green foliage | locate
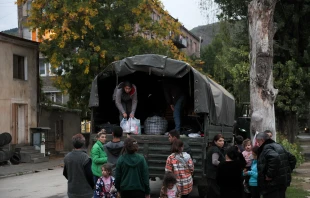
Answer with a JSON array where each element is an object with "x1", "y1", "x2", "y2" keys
[
  {"x1": 200, "y1": 21, "x2": 250, "y2": 109},
  {"x1": 18, "y1": 0, "x2": 187, "y2": 114},
  {"x1": 200, "y1": 0, "x2": 310, "y2": 135},
  {"x1": 274, "y1": 60, "x2": 309, "y2": 113},
  {"x1": 278, "y1": 135, "x2": 305, "y2": 167}
]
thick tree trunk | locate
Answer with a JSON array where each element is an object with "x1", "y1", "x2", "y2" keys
[{"x1": 248, "y1": 0, "x2": 278, "y2": 140}]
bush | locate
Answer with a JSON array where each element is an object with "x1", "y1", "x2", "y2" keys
[{"x1": 278, "y1": 135, "x2": 305, "y2": 167}]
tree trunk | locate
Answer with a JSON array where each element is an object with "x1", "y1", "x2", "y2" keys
[
  {"x1": 248, "y1": 0, "x2": 278, "y2": 140},
  {"x1": 284, "y1": 113, "x2": 297, "y2": 143}
]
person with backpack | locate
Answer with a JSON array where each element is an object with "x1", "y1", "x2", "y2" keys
[{"x1": 165, "y1": 139, "x2": 194, "y2": 198}]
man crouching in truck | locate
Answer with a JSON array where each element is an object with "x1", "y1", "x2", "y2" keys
[{"x1": 168, "y1": 129, "x2": 191, "y2": 156}]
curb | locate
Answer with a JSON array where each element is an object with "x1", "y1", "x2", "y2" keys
[{"x1": 0, "y1": 163, "x2": 64, "y2": 179}]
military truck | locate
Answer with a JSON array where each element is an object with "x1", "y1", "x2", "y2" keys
[{"x1": 89, "y1": 54, "x2": 235, "y2": 197}]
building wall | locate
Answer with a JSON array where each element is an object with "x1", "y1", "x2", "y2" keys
[
  {"x1": 0, "y1": 33, "x2": 39, "y2": 144},
  {"x1": 180, "y1": 27, "x2": 201, "y2": 58},
  {"x1": 39, "y1": 107, "x2": 81, "y2": 152}
]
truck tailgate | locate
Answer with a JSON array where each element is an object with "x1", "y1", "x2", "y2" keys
[{"x1": 107, "y1": 135, "x2": 207, "y2": 180}]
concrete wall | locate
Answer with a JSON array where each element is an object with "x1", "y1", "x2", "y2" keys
[
  {"x1": 39, "y1": 107, "x2": 81, "y2": 152},
  {"x1": 0, "y1": 33, "x2": 38, "y2": 144}
]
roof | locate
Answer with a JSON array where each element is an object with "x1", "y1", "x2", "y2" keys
[
  {"x1": 180, "y1": 26, "x2": 201, "y2": 42},
  {"x1": 0, "y1": 32, "x2": 39, "y2": 49},
  {"x1": 89, "y1": 54, "x2": 235, "y2": 126}
]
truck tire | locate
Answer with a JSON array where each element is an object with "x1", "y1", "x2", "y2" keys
[
  {"x1": 198, "y1": 185, "x2": 207, "y2": 198},
  {"x1": 10, "y1": 153, "x2": 21, "y2": 165},
  {"x1": 0, "y1": 132, "x2": 12, "y2": 147}
]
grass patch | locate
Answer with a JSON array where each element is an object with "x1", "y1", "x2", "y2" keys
[{"x1": 286, "y1": 186, "x2": 309, "y2": 198}]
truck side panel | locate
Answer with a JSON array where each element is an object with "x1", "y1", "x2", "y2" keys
[{"x1": 91, "y1": 134, "x2": 206, "y2": 180}]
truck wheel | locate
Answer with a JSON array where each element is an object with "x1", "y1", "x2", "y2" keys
[{"x1": 198, "y1": 185, "x2": 207, "y2": 198}]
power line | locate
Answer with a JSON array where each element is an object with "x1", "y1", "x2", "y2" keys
[{"x1": 0, "y1": 12, "x2": 15, "y2": 21}]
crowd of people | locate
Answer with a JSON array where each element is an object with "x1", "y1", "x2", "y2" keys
[
  {"x1": 63, "y1": 127, "x2": 194, "y2": 198},
  {"x1": 206, "y1": 131, "x2": 297, "y2": 198},
  {"x1": 63, "y1": 128, "x2": 296, "y2": 198}
]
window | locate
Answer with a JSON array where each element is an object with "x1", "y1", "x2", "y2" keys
[
  {"x1": 39, "y1": 59, "x2": 47, "y2": 76},
  {"x1": 22, "y1": 28, "x2": 31, "y2": 40},
  {"x1": 50, "y1": 93, "x2": 56, "y2": 102},
  {"x1": 49, "y1": 63, "x2": 65, "y2": 76},
  {"x1": 22, "y1": 1, "x2": 32, "y2": 17},
  {"x1": 13, "y1": 55, "x2": 27, "y2": 80},
  {"x1": 56, "y1": 92, "x2": 63, "y2": 104},
  {"x1": 46, "y1": 92, "x2": 63, "y2": 104}
]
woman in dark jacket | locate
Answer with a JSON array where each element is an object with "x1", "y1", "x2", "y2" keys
[
  {"x1": 114, "y1": 81, "x2": 137, "y2": 120},
  {"x1": 206, "y1": 134, "x2": 226, "y2": 198},
  {"x1": 217, "y1": 146, "x2": 245, "y2": 198}
]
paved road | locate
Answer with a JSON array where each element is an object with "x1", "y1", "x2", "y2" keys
[{"x1": 0, "y1": 167, "x2": 200, "y2": 198}]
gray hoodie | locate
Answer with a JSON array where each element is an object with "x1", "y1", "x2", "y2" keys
[
  {"x1": 104, "y1": 141, "x2": 124, "y2": 172},
  {"x1": 114, "y1": 83, "x2": 137, "y2": 115}
]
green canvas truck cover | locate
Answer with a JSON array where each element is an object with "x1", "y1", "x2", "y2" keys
[{"x1": 89, "y1": 54, "x2": 235, "y2": 126}]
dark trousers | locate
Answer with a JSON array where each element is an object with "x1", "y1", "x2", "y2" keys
[
  {"x1": 119, "y1": 100, "x2": 132, "y2": 121},
  {"x1": 93, "y1": 175, "x2": 100, "y2": 197},
  {"x1": 121, "y1": 190, "x2": 145, "y2": 198},
  {"x1": 249, "y1": 186, "x2": 260, "y2": 198},
  {"x1": 263, "y1": 187, "x2": 286, "y2": 198},
  {"x1": 207, "y1": 178, "x2": 220, "y2": 198},
  {"x1": 93, "y1": 175, "x2": 99, "y2": 185},
  {"x1": 181, "y1": 195, "x2": 189, "y2": 198}
]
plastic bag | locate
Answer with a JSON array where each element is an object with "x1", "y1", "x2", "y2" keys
[
  {"x1": 128, "y1": 118, "x2": 141, "y2": 135},
  {"x1": 120, "y1": 118, "x2": 130, "y2": 133}
]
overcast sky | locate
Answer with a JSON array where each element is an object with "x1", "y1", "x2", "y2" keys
[{"x1": 0, "y1": 0, "x2": 212, "y2": 32}]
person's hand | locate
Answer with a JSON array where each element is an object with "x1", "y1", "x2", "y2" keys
[
  {"x1": 265, "y1": 176, "x2": 272, "y2": 181},
  {"x1": 145, "y1": 195, "x2": 150, "y2": 198},
  {"x1": 243, "y1": 171, "x2": 248, "y2": 176},
  {"x1": 123, "y1": 113, "x2": 127, "y2": 118},
  {"x1": 130, "y1": 113, "x2": 134, "y2": 118},
  {"x1": 170, "y1": 105, "x2": 175, "y2": 111}
]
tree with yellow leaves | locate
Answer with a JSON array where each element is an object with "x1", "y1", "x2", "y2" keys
[{"x1": 17, "y1": 0, "x2": 187, "y2": 112}]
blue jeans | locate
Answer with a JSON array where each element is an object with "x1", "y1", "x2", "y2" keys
[{"x1": 174, "y1": 95, "x2": 184, "y2": 132}]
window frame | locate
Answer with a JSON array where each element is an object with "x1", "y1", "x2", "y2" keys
[
  {"x1": 39, "y1": 58, "x2": 47, "y2": 76},
  {"x1": 13, "y1": 54, "x2": 27, "y2": 81},
  {"x1": 49, "y1": 63, "x2": 65, "y2": 76}
]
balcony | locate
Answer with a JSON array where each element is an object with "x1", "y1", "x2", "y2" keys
[{"x1": 172, "y1": 35, "x2": 187, "y2": 48}]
